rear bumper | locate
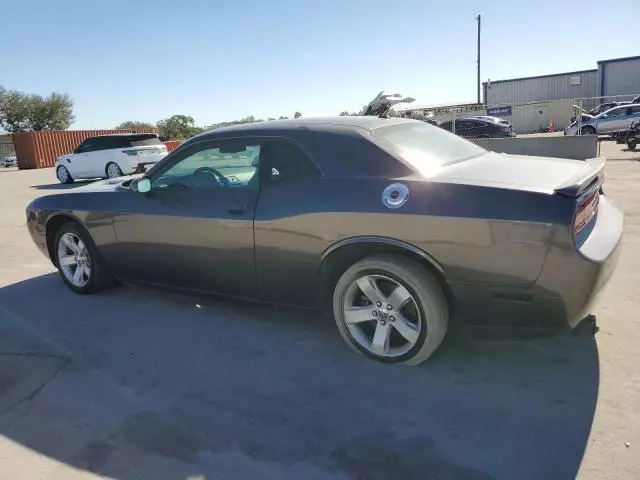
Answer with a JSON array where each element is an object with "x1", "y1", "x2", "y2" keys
[{"x1": 450, "y1": 195, "x2": 623, "y2": 331}]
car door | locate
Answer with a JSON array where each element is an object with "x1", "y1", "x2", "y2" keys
[
  {"x1": 596, "y1": 106, "x2": 628, "y2": 133},
  {"x1": 85, "y1": 136, "x2": 116, "y2": 178},
  {"x1": 65, "y1": 138, "x2": 95, "y2": 178},
  {"x1": 108, "y1": 137, "x2": 261, "y2": 297}
]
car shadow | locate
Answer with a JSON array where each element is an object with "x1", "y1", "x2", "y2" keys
[
  {"x1": 31, "y1": 180, "x2": 94, "y2": 190},
  {"x1": 0, "y1": 274, "x2": 599, "y2": 480}
]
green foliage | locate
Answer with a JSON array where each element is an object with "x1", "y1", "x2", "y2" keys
[
  {"x1": 115, "y1": 120, "x2": 155, "y2": 130},
  {"x1": 206, "y1": 115, "x2": 263, "y2": 131},
  {"x1": 156, "y1": 114, "x2": 203, "y2": 140},
  {"x1": 294, "y1": 111, "x2": 302, "y2": 119},
  {"x1": 339, "y1": 111, "x2": 359, "y2": 116},
  {"x1": 0, "y1": 86, "x2": 74, "y2": 132}
]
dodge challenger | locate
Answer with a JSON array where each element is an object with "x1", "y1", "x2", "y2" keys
[{"x1": 26, "y1": 116, "x2": 623, "y2": 365}]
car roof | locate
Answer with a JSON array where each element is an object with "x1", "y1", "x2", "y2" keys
[
  {"x1": 193, "y1": 116, "x2": 418, "y2": 139},
  {"x1": 92, "y1": 133, "x2": 158, "y2": 138}
]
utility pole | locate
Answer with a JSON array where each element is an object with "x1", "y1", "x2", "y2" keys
[{"x1": 476, "y1": 14, "x2": 481, "y2": 105}]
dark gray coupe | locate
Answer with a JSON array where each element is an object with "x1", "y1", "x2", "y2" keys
[{"x1": 26, "y1": 116, "x2": 623, "y2": 365}]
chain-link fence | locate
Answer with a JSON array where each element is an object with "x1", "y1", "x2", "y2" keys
[{"x1": 398, "y1": 94, "x2": 640, "y2": 147}]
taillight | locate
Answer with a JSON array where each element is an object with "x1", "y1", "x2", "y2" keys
[{"x1": 574, "y1": 189, "x2": 599, "y2": 237}]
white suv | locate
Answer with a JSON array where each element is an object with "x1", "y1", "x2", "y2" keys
[{"x1": 55, "y1": 133, "x2": 168, "y2": 184}]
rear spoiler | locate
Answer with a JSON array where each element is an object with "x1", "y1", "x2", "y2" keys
[{"x1": 554, "y1": 156, "x2": 606, "y2": 197}]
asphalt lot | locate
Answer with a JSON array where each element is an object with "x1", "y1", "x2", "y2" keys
[{"x1": 0, "y1": 141, "x2": 639, "y2": 480}]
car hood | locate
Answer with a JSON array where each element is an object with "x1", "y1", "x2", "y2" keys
[
  {"x1": 72, "y1": 174, "x2": 142, "y2": 193},
  {"x1": 433, "y1": 151, "x2": 596, "y2": 194}
]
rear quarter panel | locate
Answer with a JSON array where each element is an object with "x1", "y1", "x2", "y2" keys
[{"x1": 254, "y1": 177, "x2": 572, "y2": 306}]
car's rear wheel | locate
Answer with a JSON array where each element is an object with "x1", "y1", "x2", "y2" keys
[
  {"x1": 332, "y1": 254, "x2": 448, "y2": 366},
  {"x1": 581, "y1": 126, "x2": 597, "y2": 136},
  {"x1": 53, "y1": 222, "x2": 115, "y2": 294},
  {"x1": 106, "y1": 162, "x2": 123, "y2": 179},
  {"x1": 628, "y1": 139, "x2": 637, "y2": 151},
  {"x1": 56, "y1": 166, "x2": 74, "y2": 184}
]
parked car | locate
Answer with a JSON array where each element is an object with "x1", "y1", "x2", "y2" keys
[
  {"x1": 439, "y1": 117, "x2": 515, "y2": 138},
  {"x1": 565, "y1": 104, "x2": 640, "y2": 136},
  {"x1": 26, "y1": 116, "x2": 622, "y2": 366},
  {"x1": 54, "y1": 133, "x2": 168, "y2": 184},
  {"x1": 569, "y1": 102, "x2": 631, "y2": 125},
  {"x1": 1, "y1": 155, "x2": 17, "y2": 167}
]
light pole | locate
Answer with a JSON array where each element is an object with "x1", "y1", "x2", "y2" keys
[{"x1": 476, "y1": 14, "x2": 481, "y2": 105}]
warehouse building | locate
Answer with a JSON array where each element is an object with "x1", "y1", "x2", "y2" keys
[{"x1": 484, "y1": 55, "x2": 640, "y2": 106}]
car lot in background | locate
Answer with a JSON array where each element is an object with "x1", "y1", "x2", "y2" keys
[
  {"x1": 565, "y1": 104, "x2": 640, "y2": 136},
  {"x1": 438, "y1": 116, "x2": 515, "y2": 138},
  {"x1": 0, "y1": 139, "x2": 638, "y2": 479},
  {"x1": 54, "y1": 133, "x2": 168, "y2": 184}
]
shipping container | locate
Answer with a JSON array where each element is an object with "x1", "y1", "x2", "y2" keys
[
  {"x1": 163, "y1": 140, "x2": 181, "y2": 152},
  {"x1": 13, "y1": 129, "x2": 156, "y2": 170}
]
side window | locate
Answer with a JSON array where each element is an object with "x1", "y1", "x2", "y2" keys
[
  {"x1": 75, "y1": 139, "x2": 92, "y2": 153},
  {"x1": 439, "y1": 121, "x2": 453, "y2": 132},
  {"x1": 152, "y1": 140, "x2": 260, "y2": 190},
  {"x1": 260, "y1": 139, "x2": 319, "y2": 185},
  {"x1": 629, "y1": 106, "x2": 640, "y2": 115},
  {"x1": 455, "y1": 120, "x2": 474, "y2": 135},
  {"x1": 606, "y1": 108, "x2": 626, "y2": 117}
]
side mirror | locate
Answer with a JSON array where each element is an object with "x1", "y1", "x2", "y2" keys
[{"x1": 136, "y1": 177, "x2": 151, "y2": 193}]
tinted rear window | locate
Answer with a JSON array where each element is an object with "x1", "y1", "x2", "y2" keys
[
  {"x1": 372, "y1": 122, "x2": 486, "y2": 175},
  {"x1": 128, "y1": 135, "x2": 162, "y2": 147}
]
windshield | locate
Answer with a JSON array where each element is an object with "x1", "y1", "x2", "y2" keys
[{"x1": 371, "y1": 122, "x2": 486, "y2": 176}]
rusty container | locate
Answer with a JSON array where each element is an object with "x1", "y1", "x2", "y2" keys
[
  {"x1": 13, "y1": 129, "x2": 156, "y2": 170},
  {"x1": 163, "y1": 140, "x2": 181, "y2": 152}
]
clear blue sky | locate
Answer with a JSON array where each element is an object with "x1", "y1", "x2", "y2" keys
[{"x1": 2, "y1": 0, "x2": 638, "y2": 129}]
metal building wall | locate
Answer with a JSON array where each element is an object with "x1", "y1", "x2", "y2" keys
[
  {"x1": 484, "y1": 70, "x2": 598, "y2": 106},
  {"x1": 600, "y1": 57, "x2": 640, "y2": 97}
]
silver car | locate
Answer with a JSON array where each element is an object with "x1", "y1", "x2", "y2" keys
[{"x1": 565, "y1": 104, "x2": 640, "y2": 136}]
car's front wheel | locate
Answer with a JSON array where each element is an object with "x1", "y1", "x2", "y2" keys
[
  {"x1": 628, "y1": 139, "x2": 637, "y2": 151},
  {"x1": 56, "y1": 165, "x2": 74, "y2": 184},
  {"x1": 581, "y1": 126, "x2": 597, "y2": 136},
  {"x1": 53, "y1": 222, "x2": 115, "y2": 294},
  {"x1": 332, "y1": 254, "x2": 448, "y2": 366},
  {"x1": 106, "y1": 162, "x2": 123, "y2": 179}
]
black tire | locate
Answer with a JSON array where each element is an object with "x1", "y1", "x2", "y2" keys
[
  {"x1": 629, "y1": 139, "x2": 637, "y2": 151},
  {"x1": 56, "y1": 165, "x2": 74, "y2": 184},
  {"x1": 105, "y1": 162, "x2": 123, "y2": 179},
  {"x1": 332, "y1": 254, "x2": 449, "y2": 366},
  {"x1": 581, "y1": 126, "x2": 596, "y2": 136},
  {"x1": 53, "y1": 222, "x2": 116, "y2": 294}
]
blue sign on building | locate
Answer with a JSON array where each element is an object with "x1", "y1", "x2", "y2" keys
[{"x1": 486, "y1": 106, "x2": 512, "y2": 116}]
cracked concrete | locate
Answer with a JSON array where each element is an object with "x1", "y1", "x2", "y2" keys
[{"x1": 0, "y1": 143, "x2": 639, "y2": 479}]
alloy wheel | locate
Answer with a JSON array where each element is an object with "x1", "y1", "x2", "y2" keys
[
  {"x1": 57, "y1": 166, "x2": 69, "y2": 183},
  {"x1": 341, "y1": 274, "x2": 422, "y2": 358},
  {"x1": 107, "y1": 163, "x2": 122, "y2": 178},
  {"x1": 57, "y1": 232, "x2": 91, "y2": 288}
]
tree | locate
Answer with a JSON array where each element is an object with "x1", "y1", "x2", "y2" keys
[
  {"x1": 278, "y1": 116, "x2": 289, "y2": 120},
  {"x1": 294, "y1": 111, "x2": 302, "y2": 119},
  {"x1": 339, "y1": 111, "x2": 358, "y2": 116},
  {"x1": 0, "y1": 87, "x2": 74, "y2": 132},
  {"x1": 156, "y1": 114, "x2": 202, "y2": 140},
  {"x1": 206, "y1": 115, "x2": 263, "y2": 130},
  {"x1": 115, "y1": 120, "x2": 154, "y2": 130}
]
